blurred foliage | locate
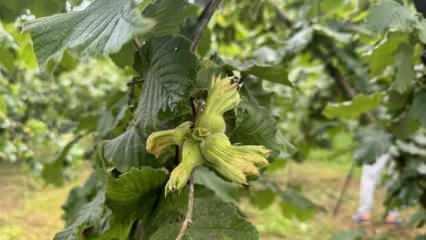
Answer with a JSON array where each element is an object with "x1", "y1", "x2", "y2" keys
[
  {"x1": 2, "y1": 0, "x2": 426, "y2": 239},
  {"x1": 0, "y1": 21, "x2": 129, "y2": 182}
]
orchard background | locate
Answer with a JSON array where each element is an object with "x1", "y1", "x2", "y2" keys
[{"x1": 0, "y1": 0, "x2": 426, "y2": 239}]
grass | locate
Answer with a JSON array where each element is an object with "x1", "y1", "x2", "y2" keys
[{"x1": 0, "y1": 160, "x2": 424, "y2": 240}]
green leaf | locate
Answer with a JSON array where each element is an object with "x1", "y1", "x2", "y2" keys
[
  {"x1": 0, "y1": 0, "x2": 65, "y2": 22},
  {"x1": 101, "y1": 167, "x2": 167, "y2": 240},
  {"x1": 246, "y1": 64, "x2": 290, "y2": 85},
  {"x1": 134, "y1": 36, "x2": 198, "y2": 129},
  {"x1": 232, "y1": 104, "x2": 290, "y2": 158},
  {"x1": 111, "y1": 0, "x2": 197, "y2": 68},
  {"x1": 232, "y1": 82, "x2": 294, "y2": 159},
  {"x1": 409, "y1": 90, "x2": 426, "y2": 128},
  {"x1": 232, "y1": 80, "x2": 275, "y2": 147},
  {"x1": 353, "y1": 127, "x2": 392, "y2": 164},
  {"x1": 193, "y1": 166, "x2": 240, "y2": 203},
  {"x1": 0, "y1": 23, "x2": 18, "y2": 71},
  {"x1": 106, "y1": 167, "x2": 167, "y2": 220},
  {"x1": 8, "y1": 26, "x2": 39, "y2": 70},
  {"x1": 323, "y1": 92, "x2": 384, "y2": 120},
  {"x1": 103, "y1": 126, "x2": 155, "y2": 172},
  {"x1": 225, "y1": 60, "x2": 291, "y2": 86},
  {"x1": 330, "y1": 229, "x2": 364, "y2": 240},
  {"x1": 42, "y1": 134, "x2": 84, "y2": 186},
  {"x1": 146, "y1": 186, "x2": 259, "y2": 240},
  {"x1": 24, "y1": 0, "x2": 156, "y2": 67},
  {"x1": 142, "y1": 0, "x2": 198, "y2": 39},
  {"x1": 365, "y1": 0, "x2": 416, "y2": 33},
  {"x1": 62, "y1": 174, "x2": 100, "y2": 225},
  {"x1": 98, "y1": 167, "x2": 167, "y2": 239},
  {"x1": 392, "y1": 44, "x2": 415, "y2": 93},
  {"x1": 54, "y1": 191, "x2": 106, "y2": 240},
  {"x1": 249, "y1": 189, "x2": 276, "y2": 210},
  {"x1": 367, "y1": 32, "x2": 409, "y2": 75},
  {"x1": 280, "y1": 188, "x2": 318, "y2": 221},
  {"x1": 232, "y1": 103, "x2": 279, "y2": 151}
]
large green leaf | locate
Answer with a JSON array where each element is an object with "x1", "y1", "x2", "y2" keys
[
  {"x1": 100, "y1": 167, "x2": 167, "y2": 239},
  {"x1": 143, "y1": 0, "x2": 198, "y2": 39},
  {"x1": 146, "y1": 186, "x2": 259, "y2": 240},
  {"x1": 106, "y1": 167, "x2": 167, "y2": 220},
  {"x1": 134, "y1": 36, "x2": 198, "y2": 129},
  {"x1": 24, "y1": 0, "x2": 155, "y2": 66},
  {"x1": 54, "y1": 191, "x2": 106, "y2": 240},
  {"x1": 193, "y1": 167, "x2": 240, "y2": 203},
  {"x1": 323, "y1": 92, "x2": 384, "y2": 120},
  {"x1": 103, "y1": 126, "x2": 156, "y2": 172},
  {"x1": 365, "y1": 0, "x2": 416, "y2": 33},
  {"x1": 232, "y1": 81, "x2": 293, "y2": 159},
  {"x1": 0, "y1": 0, "x2": 65, "y2": 22},
  {"x1": 111, "y1": 0, "x2": 198, "y2": 68},
  {"x1": 392, "y1": 44, "x2": 415, "y2": 93},
  {"x1": 232, "y1": 104, "x2": 279, "y2": 150},
  {"x1": 62, "y1": 174, "x2": 100, "y2": 226}
]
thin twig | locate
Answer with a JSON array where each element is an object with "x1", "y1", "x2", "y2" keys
[
  {"x1": 310, "y1": 46, "x2": 356, "y2": 99},
  {"x1": 176, "y1": 178, "x2": 195, "y2": 240},
  {"x1": 191, "y1": 0, "x2": 222, "y2": 52},
  {"x1": 332, "y1": 162, "x2": 355, "y2": 216}
]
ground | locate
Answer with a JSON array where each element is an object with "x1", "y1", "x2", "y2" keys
[
  {"x1": 0, "y1": 163, "x2": 86, "y2": 240},
  {"x1": 242, "y1": 160, "x2": 425, "y2": 240},
  {"x1": 0, "y1": 160, "x2": 424, "y2": 240}
]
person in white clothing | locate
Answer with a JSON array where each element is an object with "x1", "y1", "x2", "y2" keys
[{"x1": 353, "y1": 153, "x2": 400, "y2": 224}]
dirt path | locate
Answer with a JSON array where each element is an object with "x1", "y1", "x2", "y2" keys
[{"x1": 0, "y1": 163, "x2": 86, "y2": 240}]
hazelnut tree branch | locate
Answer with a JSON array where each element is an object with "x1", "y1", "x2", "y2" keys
[
  {"x1": 176, "y1": 1, "x2": 222, "y2": 239},
  {"x1": 191, "y1": 0, "x2": 222, "y2": 52}
]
